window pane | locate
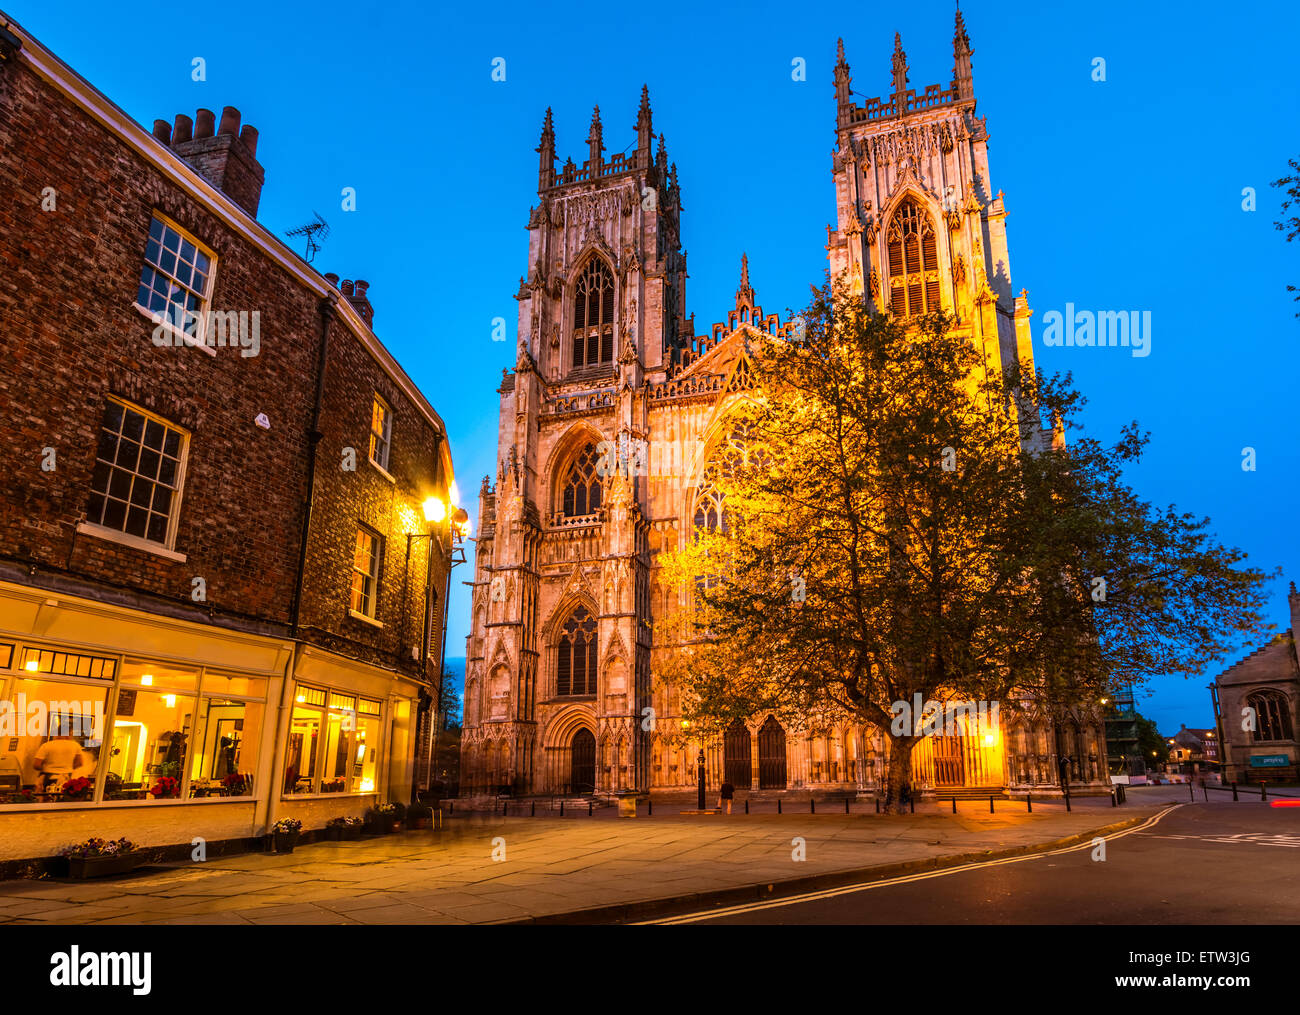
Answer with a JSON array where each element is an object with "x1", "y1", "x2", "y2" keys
[
  {"x1": 284, "y1": 706, "x2": 322, "y2": 794},
  {"x1": 5, "y1": 677, "x2": 109, "y2": 804},
  {"x1": 107, "y1": 689, "x2": 194, "y2": 800},
  {"x1": 188, "y1": 698, "x2": 262, "y2": 796}
]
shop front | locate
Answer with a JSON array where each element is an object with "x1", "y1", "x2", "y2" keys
[{"x1": 0, "y1": 583, "x2": 417, "y2": 862}]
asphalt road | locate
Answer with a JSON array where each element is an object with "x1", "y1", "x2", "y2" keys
[{"x1": 647, "y1": 802, "x2": 1300, "y2": 924}]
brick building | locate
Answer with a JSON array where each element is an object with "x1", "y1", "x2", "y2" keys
[{"x1": 0, "y1": 16, "x2": 461, "y2": 860}]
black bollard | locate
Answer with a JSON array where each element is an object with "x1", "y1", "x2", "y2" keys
[
  {"x1": 845, "y1": 799, "x2": 850, "y2": 814},
  {"x1": 648, "y1": 800, "x2": 652, "y2": 816},
  {"x1": 1232, "y1": 782, "x2": 1238, "y2": 801},
  {"x1": 875, "y1": 797, "x2": 880, "y2": 813},
  {"x1": 589, "y1": 801, "x2": 593, "y2": 816},
  {"x1": 989, "y1": 795, "x2": 994, "y2": 814},
  {"x1": 1027, "y1": 793, "x2": 1032, "y2": 813},
  {"x1": 1189, "y1": 782, "x2": 1195, "y2": 802},
  {"x1": 1261, "y1": 783, "x2": 1268, "y2": 801},
  {"x1": 1203, "y1": 785, "x2": 1209, "y2": 802},
  {"x1": 1065, "y1": 793, "x2": 1072, "y2": 812},
  {"x1": 952, "y1": 797, "x2": 956, "y2": 814},
  {"x1": 811, "y1": 799, "x2": 815, "y2": 814},
  {"x1": 531, "y1": 801, "x2": 536, "y2": 817},
  {"x1": 778, "y1": 799, "x2": 782, "y2": 814},
  {"x1": 1111, "y1": 790, "x2": 1116, "y2": 807},
  {"x1": 909, "y1": 796, "x2": 915, "y2": 814},
  {"x1": 503, "y1": 801, "x2": 507, "y2": 817},
  {"x1": 448, "y1": 801, "x2": 453, "y2": 815},
  {"x1": 560, "y1": 801, "x2": 564, "y2": 817}
]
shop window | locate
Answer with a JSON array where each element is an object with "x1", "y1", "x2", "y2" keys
[
  {"x1": 189, "y1": 696, "x2": 263, "y2": 797},
  {"x1": 285, "y1": 701, "x2": 323, "y2": 794},
  {"x1": 283, "y1": 685, "x2": 382, "y2": 796},
  {"x1": 107, "y1": 688, "x2": 195, "y2": 800},
  {"x1": 3, "y1": 676, "x2": 109, "y2": 803}
]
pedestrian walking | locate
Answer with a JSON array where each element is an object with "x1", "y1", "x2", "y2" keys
[{"x1": 718, "y1": 780, "x2": 734, "y2": 814}]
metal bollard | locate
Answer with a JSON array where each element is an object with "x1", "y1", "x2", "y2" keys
[
  {"x1": 1189, "y1": 783, "x2": 1195, "y2": 802},
  {"x1": 560, "y1": 801, "x2": 564, "y2": 816},
  {"x1": 503, "y1": 801, "x2": 507, "y2": 817},
  {"x1": 1232, "y1": 782, "x2": 1238, "y2": 801},
  {"x1": 589, "y1": 801, "x2": 593, "y2": 816},
  {"x1": 1261, "y1": 783, "x2": 1268, "y2": 801},
  {"x1": 448, "y1": 801, "x2": 453, "y2": 815},
  {"x1": 531, "y1": 801, "x2": 536, "y2": 817},
  {"x1": 875, "y1": 797, "x2": 879, "y2": 813},
  {"x1": 1111, "y1": 790, "x2": 1116, "y2": 807},
  {"x1": 745, "y1": 799, "x2": 749, "y2": 814},
  {"x1": 952, "y1": 797, "x2": 957, "y2": 814},
  {"x1": 1065, "y1": 794, "x2": 1071, "y2": 812},
  {"x1": 1203, "y1": 786, "x2": 1208, "y2": 802},
  {"x1": 648, "y1": 800, "x2": 652, "y2": 816},
  {"x1": 1027, "y1": 793, "x2": 1032, "y2": 813},
  {"x1": 845, "y1": 799, "x2": 850, "y2": 814},
  {"x1": 909, "y1": 796, "x2": 915, "y2": 814},
  {"x1": 811, "y1": 799, "x2": 815, "y2": 814},
  {"x1": 778, "y1": 799, "x2": 782, "y2": 814},
  {"x1": 989, "y1": 795, "x2": 994, "y2": 814}
]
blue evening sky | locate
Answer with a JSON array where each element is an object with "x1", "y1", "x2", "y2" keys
[{"x1": 9, "y1": 0, "x2": 1297, "y2": 733}]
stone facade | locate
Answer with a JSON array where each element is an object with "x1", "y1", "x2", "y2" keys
[
  {"x1": 1213, "y1": 584, "x2": 1300, "y2": 783},
  {"x1": 460, "y1": 15, "x2": 1109, "y2": 801}
]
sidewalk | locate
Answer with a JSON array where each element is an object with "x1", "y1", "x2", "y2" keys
[{"x1": 0, "y1": 793, "x2": 1181, "y2": 925}]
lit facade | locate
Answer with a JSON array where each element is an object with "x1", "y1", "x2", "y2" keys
[{"x1": 459, "y1": 15, "x2": 1109, "y2": 801}]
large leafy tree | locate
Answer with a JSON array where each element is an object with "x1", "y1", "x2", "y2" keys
[{"x1": 655, "y1": 284, "x2": 1272, "y2": 812}]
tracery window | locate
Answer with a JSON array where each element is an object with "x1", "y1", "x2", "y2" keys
[
  {"x1": 561, "y1": 442, "x2": 604, "y2": 518},
  {"x1": 886, "y1": 199, "x2": 940, "y2": 317},
  {"x1": 556, "y1": 605, "x2": 598, "y2": 696},
  {"x1": 572, "y1": 257, "x2": 616, "y2": 368},
  {"x1": 1247, "y1": 691, "x2": 1295, "y2": 742}
]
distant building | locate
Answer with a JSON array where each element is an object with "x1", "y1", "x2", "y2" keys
[
  {"x1": 1103, "y1": 688, "x2": 1146, "y2": 777},
  {"x1": 1163, "y1": 725, "x2": 1218, "y2": 778},
  {"x1": 1211, "y1": 583, "x2": 1299, "y2": 783}
]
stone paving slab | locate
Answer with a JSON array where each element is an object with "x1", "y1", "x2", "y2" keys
[{"x1": 0, "y1": 790, "x2": 1205, "y2": 924}]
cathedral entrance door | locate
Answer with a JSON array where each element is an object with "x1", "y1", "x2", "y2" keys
[
  {"x1": 933, "y1": 734, "x2": 966, "y2": 787},
  {"x1": 758, "y1": 716, "x2": 787, "y2": 789},
  {"x1": 570, "y1": 728, "x2": 596, "y2": 794},
  {"x1": 724, "y1": 719, "x2": 751, "y2": 788}
]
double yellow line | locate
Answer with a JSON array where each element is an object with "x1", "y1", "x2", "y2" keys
[{"x1": 638, "y1": 805, "x2": 1182, "y2": 924}]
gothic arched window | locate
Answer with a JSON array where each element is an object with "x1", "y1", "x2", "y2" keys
[
  {"x1": 561, "y1": 441, "x2": 604, "y2": 518},
  {"x1": 886, "y1": 199, "x2": 940, "y2": 317},
  {"x1": 557, "y1": 605, "x2": 598, "y2": 696},
  {"x1": 572, "y1": 257, "x2": 616, "y2": 369},
  {"x1": 1247, "y1": 690, "x2": 1294, "y2": 742}
]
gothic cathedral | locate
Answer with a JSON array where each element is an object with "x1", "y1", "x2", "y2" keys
[{"x1": 460, "y1": 14, "x2": 1111, "y2": 801}]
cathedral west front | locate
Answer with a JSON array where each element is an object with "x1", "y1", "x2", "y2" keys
[{"x1": 459, "y1": 14, "x2": 1111, "y2": 802}]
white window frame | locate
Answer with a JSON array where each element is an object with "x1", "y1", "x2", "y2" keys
[
  {"x1": 82, "y1": 397, "x2": 190, "y2": 552},
  {"x1": 369, "y1": 395, "x2": 392, "y2": 473},
  {"x1": 350, "y1": 525, "x2": 383, "y2": 621},
  {"x1": 134, "y1": 212, "x2": 217, "y2": 349}
]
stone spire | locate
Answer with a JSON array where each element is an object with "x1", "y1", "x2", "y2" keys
[
  {"x1": 736, "y1": 253, "x2": 755, "y2": 309},
  {"x1": 833, "y1": 37, "x2": 853, "y2": 126},
  {"x1": 586, "y1": 105, "x2": 604, "y2": 171},
  {"x1": 635, "y1": 84, "x2": 653, "y2": 161},
  {"x1": 656, "y1": 132, "x2": 668, "y2": 175},
  {"x1": 891, "y1": 32, "x2": 910, "y2": 112},
  {"x1": 953, "y1": 5, "x2": 974, "y2": 99},
  {"x1": 537, "y1": 107, "x2": 555, "y2": 192}
]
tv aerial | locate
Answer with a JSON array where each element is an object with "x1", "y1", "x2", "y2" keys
[{"x1": 285, "y1": 211, "x2": 330, "y2": 263}]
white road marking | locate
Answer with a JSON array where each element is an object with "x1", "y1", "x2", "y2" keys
[{"x1": 637, "y1": 806, "x2": 1183, "y2": 925}]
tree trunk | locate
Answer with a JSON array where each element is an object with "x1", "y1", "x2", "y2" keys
[{"x1": 883, "y1": 734, "x2": 918, "y2": 814}]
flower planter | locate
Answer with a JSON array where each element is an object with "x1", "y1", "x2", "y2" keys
[
  {"x1": 324, "y1": 826, "x2": 345, "y2": 841},
  {"x1": 66, "y1": 853, "x2": 139, "y2": 879},
  {"x1": 272, "y1": 830, "x2": 300, "y2": 854}
]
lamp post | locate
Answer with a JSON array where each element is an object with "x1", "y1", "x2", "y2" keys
[
  {"x1": 697, "y1": 748, "x2": 706, "y2": 810},
  {"x1": 408, "y1": 495, "x2": 470, "y2": 799}
]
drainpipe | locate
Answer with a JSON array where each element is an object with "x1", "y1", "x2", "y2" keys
[{"x1": 290, "y1": 295, "x2": 335, "y2": 636}]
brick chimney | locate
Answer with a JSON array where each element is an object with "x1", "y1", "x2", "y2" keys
[
  {"x1": 326, "y1": 276, "x2": 375, "y2": 327},
  {"x1": 159, "y1": 105, "x2": 265, "y2": 217}
]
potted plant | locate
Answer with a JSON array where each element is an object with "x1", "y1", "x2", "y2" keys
[
  {"x1": 7, "y1": 788, "x2": 36, "y2": 804},
  {"x1": 222, "y1": 773, "x2": 251, "y2": 796},
  {"x1": 60, "y1": 837, "x2": 138, "y2": 879},
  {"x1": 148, "y1": 776, "x2": 180, "y2": 799},
  {"x1": 364, "y1": 804, "x2": 396, "y2": 835},
  {"x1": 388, "y1": 800, "x2": 406, "y2": 831},
  {"x1": 61, "y1": 777, "x2": 94, "y2": 801},
  {"x1": 406, "y1": 801, "x2": 433, "y2": 830},
  {"x1": 271, "y1": 817, "x2": 302, "y2": 853},
  {"x1": 324, "y1": 816, "x2": 364, "y2": 841},
  {"x1": 321, "y1": 778, "x2": 346, "y2": 793}
]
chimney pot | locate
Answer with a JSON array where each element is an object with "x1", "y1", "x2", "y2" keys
[
  {"x1": 341, "y1": 280, "x2": 355, "y2": 297},
  {"x1": 218, "y1": 105, "x2": 241, "y2": 138},
  {"x1": 152, "y1": 119, "x2": 172, "y2": 144},
  {"x1": 324, "y1": 272, "x2": 340, "y2": 288},
  {"x1": 172, "y1": 113, "x2": 193, "y2": 145},
  {"x1": 194, "y1": 108, "x2": 215, "y2": 139},
  {"x1": 239, "y1": 124, "x2": 259, "y2": 158},
  {"x1": 353, "y1": 280, "x2": 369, "y2": 298}
]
